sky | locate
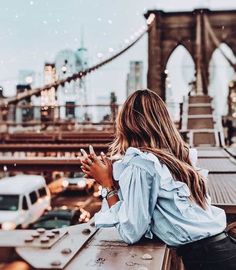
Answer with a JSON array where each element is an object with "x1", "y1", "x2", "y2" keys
[{"x1": 0, "y1": 0, "x2": 236, "y2": 106}]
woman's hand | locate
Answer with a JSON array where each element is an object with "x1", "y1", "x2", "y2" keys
[{"x1": 81, "y1": 149, "x2": 114, "y2": 188}]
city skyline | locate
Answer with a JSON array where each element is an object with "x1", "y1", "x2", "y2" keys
[{"x1": 0, "y1": 0, "x2": 236, "y2": 104}]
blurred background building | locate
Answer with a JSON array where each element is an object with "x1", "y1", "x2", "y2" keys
[
  {"x1": 55, "y1": 42, "x2": 88, "y2": 121},
  {"x1": 126, "y1": 61, "x2": 143, "y2": 97}
]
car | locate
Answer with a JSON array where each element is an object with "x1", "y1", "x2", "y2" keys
[
  {"x1": 62, "y1": 172, "x2": 95, "y2": 194},
  {"x1": 30, "y1": 207, "x2": 90, "y2": 230},
  {"x1": 0, "y1": 175, "x2": 51, "y2": 230}
]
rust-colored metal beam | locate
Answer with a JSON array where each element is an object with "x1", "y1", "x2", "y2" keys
[
  {"x1": 0, "y1": 143, "x2": 109, "y2": 153},
  {"x1": 0, "y1": 157, "x2": 82, "y2": 172},
  {"x1": 0, "y1": 131, "x2": 114, "y2": 144},
  {"x1": 195, "y1": 12, "x2": 204, "y2": 95}
]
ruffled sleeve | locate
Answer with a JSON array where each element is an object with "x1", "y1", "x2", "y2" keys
[
  {"x1": 189, "y1": 148, "x2": 198, "y2": 167},
  {"x1": 95, "y1": 163, "x2": 158, "y2": 244},
  {"x1": 189, "y1": 148, "x2": 209, "y2": 179}
]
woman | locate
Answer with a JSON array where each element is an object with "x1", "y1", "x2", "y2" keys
[{"x1": 81, "y1": 89, "x2": 236, "y2": 270}]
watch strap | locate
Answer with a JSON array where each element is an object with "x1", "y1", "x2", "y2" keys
[
  {"x1": 101, "y1": 186, "x2": 114, "y2": 198},
  {"x1": 106, "y1": 189, "x2": 118, "y2": 199}
]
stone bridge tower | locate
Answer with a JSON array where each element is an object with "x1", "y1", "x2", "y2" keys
[{"x1": 145, "y1": 9, "x2": 236, "y2": 100}]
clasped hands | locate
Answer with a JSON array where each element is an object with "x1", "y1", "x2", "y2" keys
[{"x1": 80, "y1": 146, "x2": 115, "y2": 188}]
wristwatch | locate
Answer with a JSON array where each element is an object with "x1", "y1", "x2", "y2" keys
[{"x1": 101, "y1": 187, "x2": 117, "y2": 199}]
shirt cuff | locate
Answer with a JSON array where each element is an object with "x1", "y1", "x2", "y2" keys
[{"x1": 95, "y1": 200, "x2": 122, "y2": 228}]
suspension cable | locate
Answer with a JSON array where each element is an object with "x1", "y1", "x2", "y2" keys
[
  {"x1": 2, "y1": 14, "x2": 156, "y2": 106},
  {"x1": 203, "y1": 14, "x2": 236, "y2": 71}
]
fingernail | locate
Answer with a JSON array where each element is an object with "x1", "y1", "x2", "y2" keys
[
  {"x1": 101, "y1": 152, "x2": 105, "y2": 155},
  {"x1": 89, "y1": 145, "x2": 94, "y2": 153}
]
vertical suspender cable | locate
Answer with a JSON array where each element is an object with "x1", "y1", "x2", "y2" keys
[{"x1": 203, "y1": 14, "x2": 236, "y2": 71}]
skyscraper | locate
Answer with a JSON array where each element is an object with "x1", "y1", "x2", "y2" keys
[
  {"x1": 40, "y1": 63, "x2": 58, "y2": 122},
  {"x1": 44, "y1": 63, "x2": 57, "y2": 85},
  {"x1": 126, "y1": 61, "x2": 143, "y2": 97},
  {"x1": 41, "y1": 63, "x2": 57, "y2": 107},
  {"x1": 55, "y1": 40, "x2": 88, "y2": 120}
]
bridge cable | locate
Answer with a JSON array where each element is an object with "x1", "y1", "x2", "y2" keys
[
  {"x1": 3, "y1": 14, "x2": 156, "y2": 106},
  {"x1": 203, "y1": 14, "x2": 236, "y2": 71}
]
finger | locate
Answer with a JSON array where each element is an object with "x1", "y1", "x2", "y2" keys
[
  {"x1": 80, "y1": 149, "x2": 88, "y2": 158},
  {"x1": 81, "y1": 167, "x2": 87, "y2": 173},
  {"x1": 89, "y1": 145, "x2": 98, "y2": 160},
  {"x1": 100, "y1": 152, "x2": 106, "y2": 163},
  {"x1": 88, "y1": 154, "x2": 97, "y2": 162},
  {"x1": 81, "y1": 166, "x2": 90, "y2": 172},
  {"x1": 81, "y1": 159, "x2": 90, "y2": 165},
  {"x1": 83, "y1": 157, "x2": 93, "y2": 165},
  {"x1": 100, "y1": 152, "x2": 110, "y2": 166},
  {"x1": 87, "y1": 159, "x2": 93, "y2": 166},
  {"x1": 89, "y1": 145, "x2": 95, "y2": 155},
  {"x1": 81, "y1": 169, "x2": 91, "y2": 175},
  {"x1": 81, "y1": 163, "x2": 91, "y2": 170}
]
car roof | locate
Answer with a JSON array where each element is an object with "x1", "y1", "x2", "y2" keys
[{"x1": 0, "y1": 175, "x2": 46, "y2": 195}]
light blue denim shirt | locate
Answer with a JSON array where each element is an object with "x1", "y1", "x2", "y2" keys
[{"x1": 95, "y1": 147, "x2": 226, "y2": 246}]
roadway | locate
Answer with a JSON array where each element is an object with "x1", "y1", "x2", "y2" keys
[{"x1": 51, "y1": 191, "x2": 102, "y2": 218}]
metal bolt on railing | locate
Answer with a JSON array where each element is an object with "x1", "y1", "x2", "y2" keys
[
  {"x1": 51, "y1": 229, "x2": 60, "y2": 234},
  {"x1": 37, "y1": 228, "x2": 46, "y2": 234},
  {"x1": 51, "y1": 260, "x2": 62, "y2": 267},
  {"x1": 31, "y1": 232, "x2": 40, "y2": 238},
  {"x1": 24, "y1": 237, "x2": 34, "y2": 243},
  {"x1": 82, "y1": 228, "x2": 91, "y2": 235},
  {"x1": 61, "y1": 248, "x2": 72, "y2": 255},
  {"x1": 46, "y1": 233, "x2": 56, "y2": 239},
  {"x1": 40, "y1": 237, "x2": 50, "y2": 243}
]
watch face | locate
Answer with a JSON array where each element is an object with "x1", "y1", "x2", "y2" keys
[{"x1": 101, "y1": 188, "x2": 108, "y2": 198}]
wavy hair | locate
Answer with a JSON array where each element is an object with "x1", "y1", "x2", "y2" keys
[{"x1": 109, "y1": 89, "x2": 207, "y2": 209}]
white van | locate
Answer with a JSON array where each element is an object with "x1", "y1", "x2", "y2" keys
[{"x1": 0, "y1": 175, "x2": 51, "y2": 230}]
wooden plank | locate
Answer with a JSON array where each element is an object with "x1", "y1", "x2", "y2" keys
[
  {"x1": 197, "y1": 148, "x2": 229, "y2": 158},
  {"x1": 189, "y1": 96, "x2": 212, "y2": 103},
  {"x1": 208, "y1": 174, "x2": 236, "y2": 204},
  {"x1": 208, "y1": 174, "x2": 236, "y2": 213},
  {"x1": 225, "y1": 147, "x2": 236, "y2": 158},
  {"x1": 197, "y1": 158, "x2": 236, "y2": 173}
]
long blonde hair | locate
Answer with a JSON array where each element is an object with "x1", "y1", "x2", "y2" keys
[{"x1": 110, "y1": 89, "x2": 207, "y2": 209}]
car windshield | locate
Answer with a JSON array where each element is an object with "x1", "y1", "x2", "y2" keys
[
  {"x1": 73, "y1": 172, "x2": 84, "y2": 178},
  {"x1": 0, "y1": 195, "x2": 19, "y2": 211},
  {"x1": 32, "y1": 218, "x2": 71, "y2": 230}
]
